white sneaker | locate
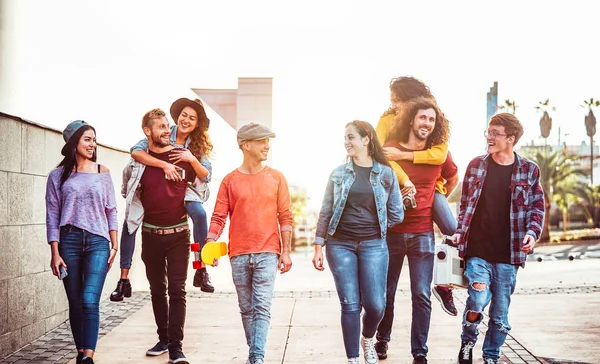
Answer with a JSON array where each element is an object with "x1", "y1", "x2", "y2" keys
[
  {"x1": 348, "y1": 358, "x2": 360, "y2": 364},
  {"x1": 361, "y1": 336, "x2": 379, "y2": 364}
]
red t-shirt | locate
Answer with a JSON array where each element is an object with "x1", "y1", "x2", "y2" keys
[
  {"x1": 384, "y1": 141, "x2": 458, "y2": 233},
  {"x1": 140, "y1": 148, "x2": 196, "y2": 226}
]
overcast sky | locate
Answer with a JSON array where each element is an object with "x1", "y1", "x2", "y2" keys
[{"x1": 2, "y1": 0, "x2": 599, "y2": 205}]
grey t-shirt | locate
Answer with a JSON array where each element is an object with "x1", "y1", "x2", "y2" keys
[{"x1": 332, "y1": 163, "x2": 381, "y2": 241}]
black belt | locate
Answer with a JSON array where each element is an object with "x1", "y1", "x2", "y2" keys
[{"x1": 142, "y1": 225, "x2": 189, "y2": 235}]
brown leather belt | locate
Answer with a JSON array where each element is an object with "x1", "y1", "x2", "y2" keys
[{"x1": 142, "y1": 225, "x2": 189, "y2": 235}]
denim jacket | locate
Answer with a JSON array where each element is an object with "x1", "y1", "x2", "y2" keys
[
  {"x1": 131, "y1": 125, "x2": 212, "y2": 203},
  {"x1": 314, "y1": 160, "x2": 404, "y2": 245}
]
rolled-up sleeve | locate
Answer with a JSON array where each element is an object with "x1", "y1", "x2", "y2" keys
[{"x1": 277, "y1": 173, "x2": 293, "y2": 233}]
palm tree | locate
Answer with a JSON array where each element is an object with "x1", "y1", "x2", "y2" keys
[
  {"x1": 524, "y1": 149, "x2": 585, "y2": 241},
  {"x1": 498, "y1": 99, "x2": 518, "y2": 114},
  {"x1": 582, "y1": 98, "x2": 599, "y2": 184},
  {"x1": 553, "y1": 174, "x2": 592, "y2": 232},
  {"x1": 535, "y1": 98, "x2": 555, "y2": 141}
]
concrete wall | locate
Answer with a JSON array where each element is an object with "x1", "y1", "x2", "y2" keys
[{"x1": 0, "y1": 113, "x2": 135, "y2": 358}]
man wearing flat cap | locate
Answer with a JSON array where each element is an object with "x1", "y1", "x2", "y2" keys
[{"x1": 206, "y1": 123, "x2": 293, "y2": 364}]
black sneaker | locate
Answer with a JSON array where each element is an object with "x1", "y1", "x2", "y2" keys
[
  {"x1": 374, "y1": 340, "x2": 388, "y2": 360},
  {"x1": 146, "y1": 341, "x2": 169, "y2": 356},
  {"x1": 81, "y1": 358, "x2": 94, "y2": 364},
  {"x1": 193, "y1": 267, "x2": 215, "y2": 293},
  {"x1": 412, "y1": 356, "x2": 427, "y2": 364},
  {"x1": 458, "y1": 341, "x2": 475, "y2": 364},
  {"x1": 110, "y1": 278, "x2": 132, "y2": 302},
  {"x1": 169, "y1": 349, "x2": 189, "y2": 364},
  {"x1": 432, "y1": 286, "x2": 458, "y2": 316},
  {"x1": 76, "y1": 352, "x2": 83, "y2": 364}
]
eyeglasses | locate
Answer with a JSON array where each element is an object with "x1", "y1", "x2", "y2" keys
[{"x1": 484, "y1": 130, "x2": 508, "y2": 139}]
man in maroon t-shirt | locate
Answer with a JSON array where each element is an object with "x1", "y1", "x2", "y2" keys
[
  {"x1": 138, "y1": 109, "x2": 196, "y2": 364},
  {"x1": 375, "y1": 97, "x2": 458, "y2": 364}
]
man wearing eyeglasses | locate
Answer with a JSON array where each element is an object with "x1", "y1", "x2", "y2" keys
[{"x1": 455, "y1": 113, "x2": 545, "y2": 364}]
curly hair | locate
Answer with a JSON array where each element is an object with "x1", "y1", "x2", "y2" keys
[
  {"x1": 381, "y1": 76, "x2": 434, "y2": 118},
  {"x1": 188, "y1": 127, "x2": 213, "y2": 159},
  {"x1": 346, "y1": 120, "x2": 390, "y2": 167},
  {"x1": 390, "y1": 76, "x2": 434, "y2": 102},
  {"x1": 391, "y1": 97, "x2": 450, "y2": 149}
]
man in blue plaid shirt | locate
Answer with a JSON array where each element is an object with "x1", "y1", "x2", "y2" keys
[{"x1": 455, "y1": 113, "x2": 545, "y2": 364}]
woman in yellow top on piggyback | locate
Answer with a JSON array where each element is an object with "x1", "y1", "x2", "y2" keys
[{"x1": 374, "y1": 77, "x2": 459, "y2": 329}]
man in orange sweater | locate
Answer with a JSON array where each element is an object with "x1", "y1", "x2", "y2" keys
[{"x1": 206, "y1": 123, "x2": 293, "y2": 364}]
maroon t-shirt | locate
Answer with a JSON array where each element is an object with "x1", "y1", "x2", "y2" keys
[
  {"x1": 384, "y1": 141, "x2": 458, "y2": 233},
  {"x1": 140, "y1": 148, "x2": 196, "y2": 226}
]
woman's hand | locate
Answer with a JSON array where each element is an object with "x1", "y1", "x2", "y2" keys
[
  {"x1": 108, "y1": 248, "x2": 117, "y2": 271},
  {"x1": 312, "y1": 245, "x2": 325, "y2": 271},
  {"x1": 162, "y1": 162, "x2": 184, "y2": 181},
  {"x1": 169, "y1": 149, "x2": 197, "y2": 165},
  {"x1": 50, "y1": 253, "x2": 66, "y2": 279},
  {"x1": 401, "y1": 179, "x2": 417, "y2": 196},
  {"x1": 383, "y1": 146, "x2": 403, "y2": 161}
]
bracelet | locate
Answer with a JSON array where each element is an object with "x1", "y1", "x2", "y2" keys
[{"x1": 111, "y1": 248, "x2": 118, "y2": 252}]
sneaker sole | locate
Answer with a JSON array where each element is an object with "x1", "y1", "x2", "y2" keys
[
  {"x1": 146, "y1": 350, "x2": 168, "y2": 356},
  {"x1": 169, "y1": 359, "x2": 189, "y2": 364},
  {"x1": 432, "y1": 288, "x2": 458, "y2": 316}
]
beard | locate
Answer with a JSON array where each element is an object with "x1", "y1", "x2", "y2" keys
[
  {"x1": 151, "y1": 133, "x2": 170, "y2": 147},
  {"x1": 411, "y1": 126, "x2": 431, "y2": 141}
]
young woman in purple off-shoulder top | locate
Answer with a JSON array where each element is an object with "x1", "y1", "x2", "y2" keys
[{"x1": 45, "y1": 120, "x2": 119, "y2": 364}]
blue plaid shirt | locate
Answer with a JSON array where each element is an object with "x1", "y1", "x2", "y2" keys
[{"x1": 457, "y1": 153, "x2": 545, "y2": 266}]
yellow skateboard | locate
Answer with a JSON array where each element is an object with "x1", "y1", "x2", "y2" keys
[{"x1": 200, "y1": 241, "x2": 228, "y2": 265}]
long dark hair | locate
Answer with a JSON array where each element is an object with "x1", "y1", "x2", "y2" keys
[
  {"x1": 346, "y1": 120, "x2": 390, "y2": 167},
  {"x1": 391, "y1": 97, "x2": 450, "y2": 149},
  {"x1": 381, "y1": 76, "x2": 435, "y2": 118},
  {"x1": 58, "y1": 125, "x2": 96, "y2": 187},
  {"x1": 188, "y1": 127, "x2": 213, "y2": 159}
]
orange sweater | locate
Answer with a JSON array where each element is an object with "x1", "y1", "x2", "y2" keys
[{"x1": 207, "y1": 166, "x2": 293, "y2": 257}]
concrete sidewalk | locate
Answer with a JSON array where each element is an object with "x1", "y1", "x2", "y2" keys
[{"x1": 2, "y1": 248, "x2": 599, "y2": 364}]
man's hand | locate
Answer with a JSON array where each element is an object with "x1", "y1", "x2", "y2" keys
[
  {"x1": 312, "y1": 246, "x2": 325, "y2": 271},
  {"x1": 162, "y1": 162, "x2": 184, "y2": 181},
  {"x1": 278, "y1": 252, "x2": 292, "y2": 274},
  {"x1": 521, "y1": 234, "x2": 536, "y2": 253},
  {"x1": 401, "y1": 179, "x2": 416, "y2": 196}
]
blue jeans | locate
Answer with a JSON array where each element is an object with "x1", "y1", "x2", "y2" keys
[
  {"x1": 461, "y1": 257, "x2": 519, "y2": 361},
  {"x1": 377, "y1": 231, "x2": 435, "y2": 358},
  {"x1": 59, "y1": 225, "x2": 110, "y2": 351},
  {"x1": 326, "y1": 237, "x2": 389, "y2": 359},
  {"x1": 119, "y1": 201, "x2": 207, "y2": 269},
  {"x1": 432, "y1": 191, "x2": 457, "y2": 236},
  {"x1": 230, "y1": 253, "x2": 278, "y2": 361}
]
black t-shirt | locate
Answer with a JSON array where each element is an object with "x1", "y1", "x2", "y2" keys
[
  {"x1": 466, "y1": 158, "x2": 514, "y2": 264},
  {"x1": 332, "y1": 163, "x2": 381, "y2": 241}
]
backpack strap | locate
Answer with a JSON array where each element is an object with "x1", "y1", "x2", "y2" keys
[{"x1": 97, "y1": 164, "x2": 101, "y2": 173}]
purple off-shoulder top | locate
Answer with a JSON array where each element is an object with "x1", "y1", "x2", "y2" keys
[{"x1": 45, "y1": 167, "x2": 119, "y2": 243}]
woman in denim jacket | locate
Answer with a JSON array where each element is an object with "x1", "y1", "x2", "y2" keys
[{"x1": 312, "y1": 120, "x2": 404, "y2": 364}]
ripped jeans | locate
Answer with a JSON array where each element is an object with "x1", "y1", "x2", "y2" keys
[{"x1": 461, "y1": 257, "x2": 519, "y2": 361}]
